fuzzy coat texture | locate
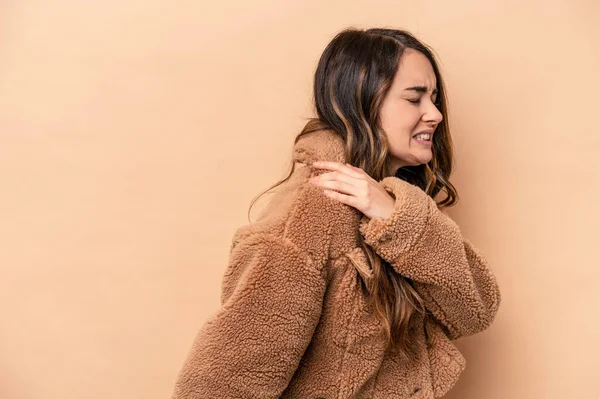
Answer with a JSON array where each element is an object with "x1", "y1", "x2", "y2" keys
[{"x1": 171, "y1": 129, "x2": 501, "y2": 398}]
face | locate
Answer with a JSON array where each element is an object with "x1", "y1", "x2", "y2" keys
[{"x1": 378, "y1": 49, "x2": 444, "y2": 174}]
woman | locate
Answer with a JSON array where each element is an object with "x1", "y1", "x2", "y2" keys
[{"x1": 171, "y1": 27, "x2": 501, "y2": 398}]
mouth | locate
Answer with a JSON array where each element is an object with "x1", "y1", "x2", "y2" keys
[{"x1": 412, "y1": 132, "x2": 433, "y2": 145}]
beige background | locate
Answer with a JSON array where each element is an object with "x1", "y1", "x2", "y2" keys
[{"x1": 1, "y1": 1, "x2": 599, "y2": 398}]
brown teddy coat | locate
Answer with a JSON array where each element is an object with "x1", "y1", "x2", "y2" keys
[{"x1": 171, "y1": 129, "x2": 501, "y2": 398}]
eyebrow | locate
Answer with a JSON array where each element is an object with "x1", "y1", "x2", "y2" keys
[{"x1": 403, "y1": 85, "x2": 438, "y2": 94}]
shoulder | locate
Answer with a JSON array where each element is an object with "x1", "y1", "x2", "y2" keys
[
  {"x1": 285, "y1": 165, "x2": 362, "y2": 261},
  {"x1": 234, "y1": 163, "x2": 360, "y2": 266}
]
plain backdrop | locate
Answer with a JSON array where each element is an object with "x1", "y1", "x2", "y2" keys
[{"x1": 1, "y1": 1, "x2": 599, "y2": 398}]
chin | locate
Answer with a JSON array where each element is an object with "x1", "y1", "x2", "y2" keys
[
  {"x1": 419, "y1": 157, "x2": 433, "y2": 165},
  {"x1": 390, "y1": 151, "x2": 431, "y2": 169},
  {"x1": 407, "y1": 155, "x2": 432, "y2": 167},
  {"x1": 414, "y1": 151, "x2": 433, "y2": 165}
]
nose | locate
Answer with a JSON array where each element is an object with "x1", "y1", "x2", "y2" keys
[{"x1": 424, "y1": 101, "x2": 443, "y2": 127}]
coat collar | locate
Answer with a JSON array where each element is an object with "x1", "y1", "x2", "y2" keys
[{"x1": 292, "y1": 129, "x2": 347, "y2": 165}]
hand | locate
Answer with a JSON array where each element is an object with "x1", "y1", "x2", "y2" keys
[{"x1": 308, "y1": 161, "x2": 395, "y2": 220}]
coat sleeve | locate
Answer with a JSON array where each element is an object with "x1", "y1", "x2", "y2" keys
[
  {"x1": 358, "y1": 176, "x2": 501, "y2": 340},
  {"x1": 171, "y1": 233, "x2": 327, "y2": 398}
]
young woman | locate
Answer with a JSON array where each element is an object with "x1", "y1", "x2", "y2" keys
[{"x1": 171, "y1": 27, "x2": 501, "y2": 398}]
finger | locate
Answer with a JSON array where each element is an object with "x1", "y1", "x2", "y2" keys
[
  {"x1": 345, "y1": 163, "x2": 376, "y2": 182},
  {"x1": 310, "y1": 178, "x2": 356, "y2": 196},
  {"x1": 322, "y1": 189, "x2": 359, "y2": 208},
  {"x1": 345, "y1": 163, "x2": 364, "y2": 173},
  {"x1": 311, "y1": 161, "x2": 364, "y2": 179},
  {"x1": 312, "y1": 170, "x2": 363, "y2": 187}
]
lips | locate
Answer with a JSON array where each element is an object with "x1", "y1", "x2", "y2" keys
[
  {"x1": 412, "y1": 129, "x2": 434, "y2": 138},
  {"x1": 413, "y1": 135, "x2": 433, "y2": 146}
]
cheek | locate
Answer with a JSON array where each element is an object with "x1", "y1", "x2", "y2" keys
[
  {"x1": 380, "y1": 105, "x2": 422, "y2": 156},
  {"x1": 381, "y1": 105, "x2": 413, "y2": 136},
  {"x1": 380, "y1": 102, "x2": 419, "y2": 134},
  {"x1": 402, "y1": 106, "x2": 422, "y2": 130}
]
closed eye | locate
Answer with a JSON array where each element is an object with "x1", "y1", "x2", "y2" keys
[{"x1": 407, "y1": 97, "x2": 441, "y2": 107}]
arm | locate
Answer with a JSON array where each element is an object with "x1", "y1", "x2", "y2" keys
[
  {"x1": 171, "y1": 233, "x2": 327, "y2": 398},
  {"x1": 359, "y1": 176, "x2": 501, "y2": 340}
]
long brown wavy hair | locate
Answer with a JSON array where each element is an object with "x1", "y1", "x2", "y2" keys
[{"x1": 247, "y1": 27, "x2": 459, "y2": 359}]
